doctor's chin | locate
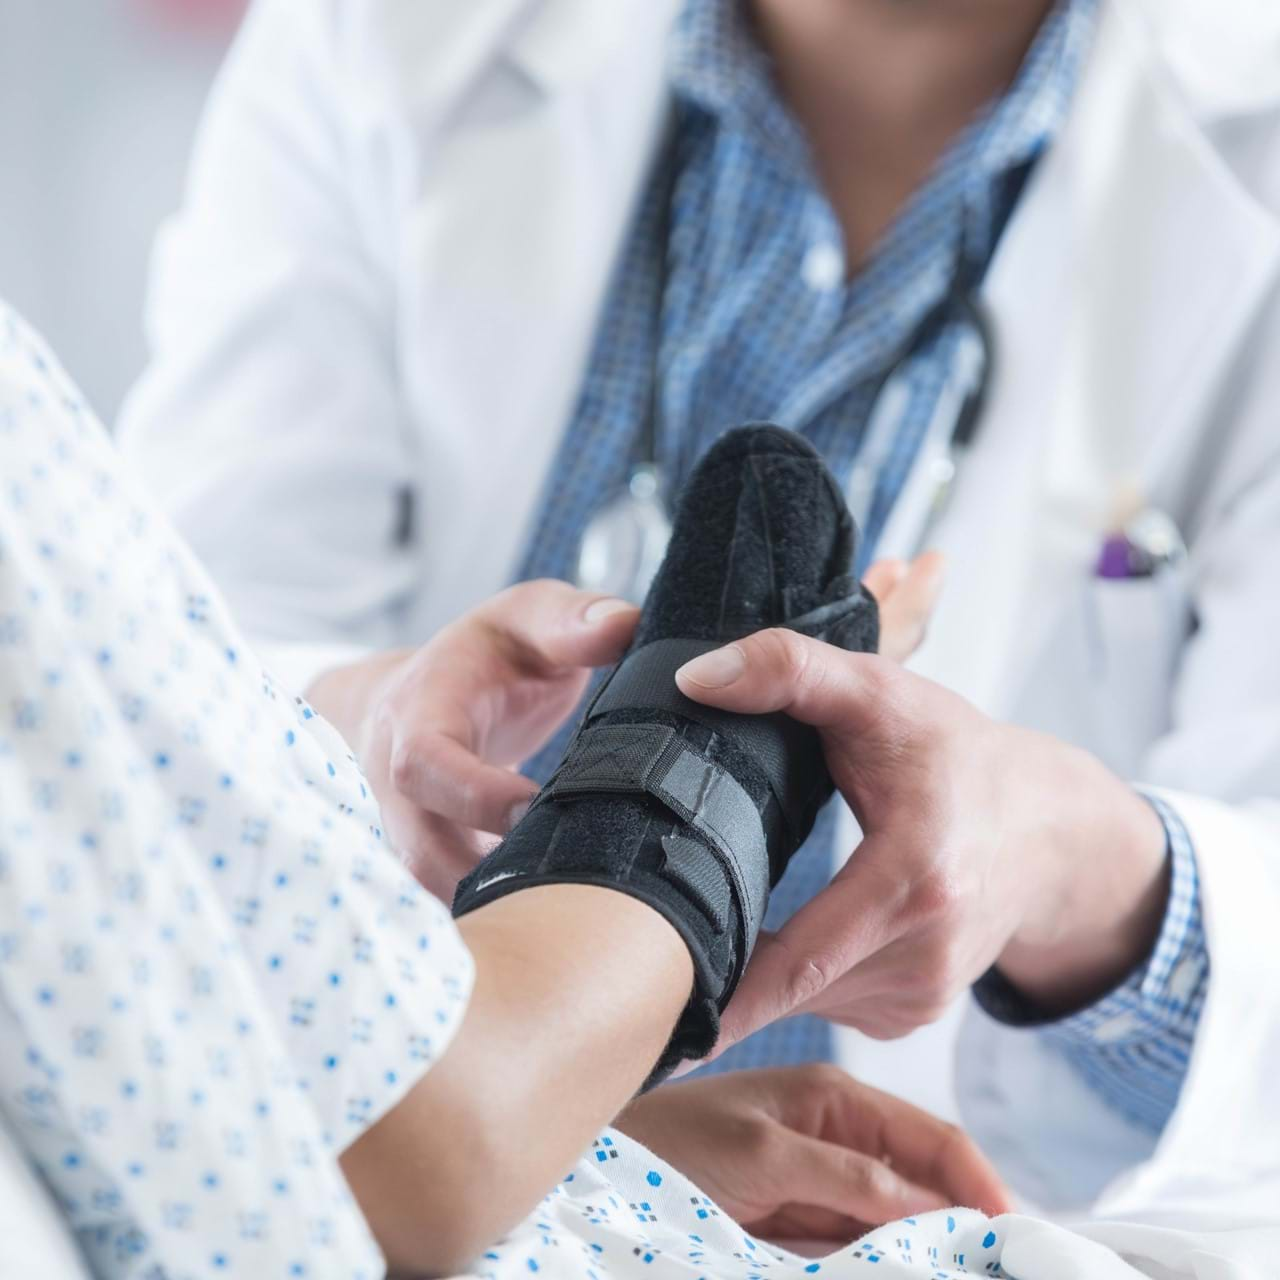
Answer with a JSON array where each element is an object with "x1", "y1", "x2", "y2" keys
[{"x1": 1, "y1": 1, "x2": 1279, "y2": 1277}]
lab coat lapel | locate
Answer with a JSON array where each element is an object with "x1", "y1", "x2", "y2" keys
[
  {"x1": 1041, "y1": 3, "x2": 1280, "y2": 519},
  {"x1": 391, "y1": 1, "x2": 681, "y2": 637},
  {"x1": 376, "y1": 0, "x2": 661, "y2": 113},
  {"x1": 843, "y1": 0, "x2": 1280, "y2": 1124},
  {"x1": 909, "y1": 0, "x2": 1280, "y2": 720},
  {"x1": 374, "y1": 0, "x2": 537, "y2": 120}
]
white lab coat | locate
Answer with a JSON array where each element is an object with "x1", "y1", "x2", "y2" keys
[{"x1": 119, "y1": 0, "x2": 1280, "y2": 1219}]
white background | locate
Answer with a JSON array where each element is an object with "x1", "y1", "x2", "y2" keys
[{"x1": 0, "y1": 0, "x2": 238, "y2": 423}]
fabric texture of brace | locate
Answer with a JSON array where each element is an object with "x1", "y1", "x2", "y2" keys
[{"x1": 453, "y1": 425, "x2": 879, "y2": 1076}]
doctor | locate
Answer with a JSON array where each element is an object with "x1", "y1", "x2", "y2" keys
[{"x1": 119, "y1": 0, "x2": 1280, "y2": 1216}]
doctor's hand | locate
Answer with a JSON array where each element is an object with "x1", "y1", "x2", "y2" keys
[
  {"x1": 308, "y1": 560, "x2": 929, "y2": 902},
  {"x1": 617, "y1": 1066, "x2": 1012, "y2": 1241},
  {"x1": 308, "y1": 580, "x2": 638, "y2": 898},
  {"x1": 675, "y1": 632, "x2": 1171, "y2": 1048}
]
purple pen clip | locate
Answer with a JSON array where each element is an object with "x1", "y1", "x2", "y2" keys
[
  {"x1": 1095, "y1": 533, "x2": 1135, "y2": 580},
  {"x1": 1095, "y1": 508, "x2": 1186, "y2": 581}
]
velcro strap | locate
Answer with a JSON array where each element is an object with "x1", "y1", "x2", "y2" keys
[
  {"x1": 588, "y1": 639, "x2": 823, "y2": 838},
  {"x1": 550, "y1": 722, "x2": 769, "y2": 947}
]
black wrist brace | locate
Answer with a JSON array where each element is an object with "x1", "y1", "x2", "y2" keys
[{"x1": 453, "y1": 426, "x2": 878, "y2": 1075}]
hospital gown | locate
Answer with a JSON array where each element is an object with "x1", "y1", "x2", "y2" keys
[{"x1": 0, "y1": 302, "x2": 1273, "y2": 1280}]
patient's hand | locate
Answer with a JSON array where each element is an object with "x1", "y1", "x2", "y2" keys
[
  {"x1": 308, "y1": 580, "x2": 639, "y2": 897},
  {"x1": 617, "y1": 1065, "x2": 1011, "y2": 1243}
]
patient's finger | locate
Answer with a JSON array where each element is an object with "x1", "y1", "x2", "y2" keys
[{"x1": 391, "y1": 731, "x2": 539, "y2": 835}]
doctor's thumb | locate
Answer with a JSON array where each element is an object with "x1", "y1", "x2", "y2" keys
[
  {"x1": 676, "y1": 628, "x2": 896, "y2": 737},
  {"x1": 711, "y1": 930, "x2": 819, "y2": 1055},
  {"x1": 480, "y1": 580, "x2": 640, "y2": 670}
]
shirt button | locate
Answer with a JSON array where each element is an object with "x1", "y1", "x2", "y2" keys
[
  {"x1": 1093, "y1": 1012, "x2": 1139, "y2": 1044},
  {"x1": 802, "y1": 242, "x2": 844, "y2": 292},
  {"x1": 1169, "y1": 958, "x2": 1199, "y2": 1002}
]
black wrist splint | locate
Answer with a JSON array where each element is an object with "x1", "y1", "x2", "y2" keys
[{"x1": 453, "y1": 425, "x2": 878, "y2": 1075}]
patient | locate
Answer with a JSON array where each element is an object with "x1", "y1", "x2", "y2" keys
[{"x1": 1, "y1": 301, "x2": 1271, "y2": 1280}]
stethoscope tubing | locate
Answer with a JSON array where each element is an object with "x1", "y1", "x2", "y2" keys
[{"x1": 575, "y1": 134, "x2": 998, "y2": 599}]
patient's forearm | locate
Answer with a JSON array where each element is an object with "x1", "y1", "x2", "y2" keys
[{"x1": 340, "y1": 884, "x2": 693, "y2": 1276}]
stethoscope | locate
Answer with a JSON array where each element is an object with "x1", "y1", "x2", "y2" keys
[{"x1": 575, "y1": 200, "x2": 996, "y2": 604}]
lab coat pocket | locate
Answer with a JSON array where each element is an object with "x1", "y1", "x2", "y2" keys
[
  {"x1": 1013, "y1": 565, "x2": 1192, "y2": 778},
  {"x1": 1079, "y1": 566, "x2": 1193, "y2": 776}
]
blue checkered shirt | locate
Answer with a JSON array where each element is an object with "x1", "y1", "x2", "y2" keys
[{"x1": 515, "y1": 0, "x2": 1207, "y2": 1133}]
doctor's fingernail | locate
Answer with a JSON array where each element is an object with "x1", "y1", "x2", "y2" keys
[
  {"x1": 678, "y1": 645, "x2": 745, "y2": 689},
  {"x1": 583, "y1": 597, "x2": 634, "y2": 624}
]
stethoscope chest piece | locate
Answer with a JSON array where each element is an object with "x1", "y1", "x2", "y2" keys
[{"x1": 575, "y1": 463, "x2": 673, "y2": 604}]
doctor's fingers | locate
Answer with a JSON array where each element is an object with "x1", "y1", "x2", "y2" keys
[
  {"x1": 841, "y1": 1083, "x2": 1013, "y2": 1217},
  {"x1": 675, "y1": 627, "x2": 929, "y2": 746},
  {"x1": 472, "y1": 580, "x2": 640, "y2": 673},
  {"x1": 767, "y1": 1130, "x2": 950, "y2": 1225},
  {"x1": 793, "y1": 888, "x2": 992, "y2": 1040},
  {"x1": 798, "y1": 947, "x2": 973, "y2": 1041},
  {"x1": 871, "y1": 551, "x2": 947, "y2": 664},
  {"x1": 380, "y1": 793, "x2": 494, "y2": 903},
  {"x1": 716, "y1": 842, "x2": 956, "y2": 1049},
  {"x1": 783, "y1": 1070, "x2": 1012, "y2": 1218},
  {"x1": 389, "y1": 730, "x2": 539, "y2": 837},
  {"x1": 861, "y1": 558, "x2": 909, "y2": 601}
]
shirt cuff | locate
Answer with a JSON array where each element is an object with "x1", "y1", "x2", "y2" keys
[
  {"x1": 973, "y1": 794, "x2": 1209, "y2": 1132},
  {"x1": 1042, "y1": 795, "x2": 1205, "y2": 1043}
]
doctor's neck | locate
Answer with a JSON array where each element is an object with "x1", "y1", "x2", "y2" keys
[
  {"x1": 751, "y1": 0, "x2": 1057, "y2": 126},
  {"x1": 751, "y1": 0, "x2": 1058, "y2": 262}
]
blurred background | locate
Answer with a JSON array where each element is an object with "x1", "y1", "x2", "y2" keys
[{"x1": 0, "y1": 0, "x2": 245, "y2": 423}]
